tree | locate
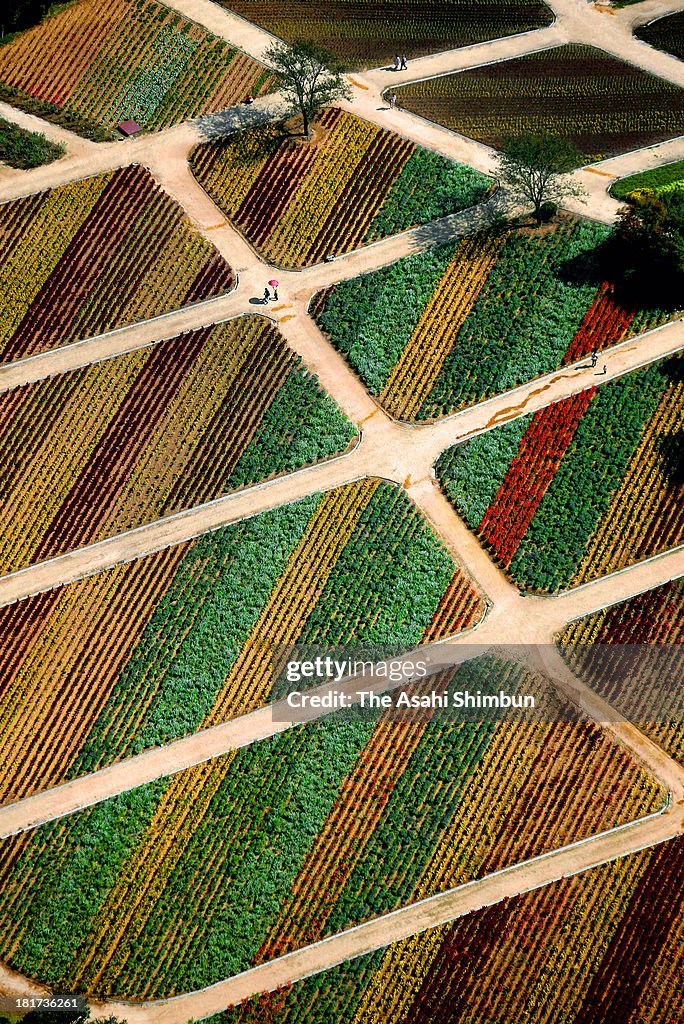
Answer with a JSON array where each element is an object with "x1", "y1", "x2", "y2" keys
[
  {"x1": 497, "y1": 132, "x2": 585, "y2": 225},
  {"x1": 263, "y1": 40, "x2": 352, "y2": 138},
  {"x1": 615, "y1": 187, "x2": 684, "y2": 280}
]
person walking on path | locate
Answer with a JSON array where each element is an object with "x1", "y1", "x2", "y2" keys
[
  {"x1": 263, "y1": 287, "x2": 270, "y2": 303},
  {"x1": 400, "y1": 55, "x2": 408, "y2": 70},
  {"x1": 596, "y1": 364, "x2": 607, "y2": 376},
  {"x1": 389, "y1": 93, "x2": 397, "y2": 109},
  {"x1": 273, "y1": 287, "x2": 279, "y2": 300},
  {"x1": 393, "y1": 53, "x2": 400, "y2": 70},
  {"x1": 590, "y1": 350, "x2": 598, "y2": 367}
]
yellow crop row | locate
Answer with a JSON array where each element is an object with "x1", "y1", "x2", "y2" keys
[
  {"x1": 206, "y1": 478, "x2": 378, "y2": 724},
  {"x1": 381, "y1": 230, "x2": 506, "y2": 419},
  {"x1": 0, "y1": 175, "x2": 110, "y2": 349},
  {"x1": 101, "y1": 320, "x2": 264, "y2": 537},
  {"x1": 265, "y1": 112, "x2": 379, "y2": 265},
  {"x1": 573, "y1": 379, "x2": 682, "y2": 585}
]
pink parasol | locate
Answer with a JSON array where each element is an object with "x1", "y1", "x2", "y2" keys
[{"x1": 268, "y1": 279, "x2": 279, "y2": 288}]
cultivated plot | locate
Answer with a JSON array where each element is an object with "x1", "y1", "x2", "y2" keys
[
  {"x1": 0, "y1": 164, "x2": 235, "y2": 363},
  {"x1": 0, "y1": 658, "x2": 662, "y2": 998},
  {"x1": 436, "y1": 357, "x2": 683, "y2": 592},
  {"x1": 395, "y1": 44, "x2": 684, "y2": 161},
  {"x1": 560, "y1": 579, "x2": 684, "y2": 764},
  {"x1": 0, "y1": 116, "x2": 63, "y2": 169},
  {"x1": 312, "y1": 216, "x2": 679, "y2": 420},
  {"x1": 221, "y1": 0, "x2": 553, "y2": 69},
  {"x1": 221, "y1": 837, "x2": 683, "y2": 1024},
  {"x1": 0, "y1": 0, "x2": 274, "y2": 138},
  {"x1": 0, "y1": 314, "x2": 355, "y2": 573},
  {"x1": 190, "y1": 108, "x2": 491, "y2": 269},
  {"x1": 0, "y1": 480, "x2": 481, "y2": 803},
  {"x1": 636, "y1": 11, "x2": 684, "y2": 62}
]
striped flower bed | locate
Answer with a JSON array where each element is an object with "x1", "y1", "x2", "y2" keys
[
  {"x1": 0, "y1": 164, "x2": 235, "y2": 363},
  {"x1": 190, "y1": 108, "x2": 491, "y2": 268},
  {"x1": 436, "y1": 358, "x2": 683, "y2": 592},
  {"x1": 0, "y1": 0, "x2": 274, "y2": 136}
]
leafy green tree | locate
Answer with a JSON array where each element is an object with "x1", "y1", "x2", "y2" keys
[
  {"x1": 263, "y1": 40, "x2": 351, "y2": 137},
  {"x1": 498, "y1": 131, "x2": 585, "y2": 225},
  {"x1": 615, "y1": 187, "x2": 684, "y2": 280}
]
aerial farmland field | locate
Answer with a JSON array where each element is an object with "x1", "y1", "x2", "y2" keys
[
  {"x1": 395, "y1": 44, "x2": 684, "y2": 160},
  {"x1": 0, "y1": 658, "x2": 663, "y2": 997},
  {"x1": 312, "y1": 216, "x2": 680, "y2": 419},
  {"x1": 436, "y1": 358, "x2": 683, "y2": 591},
  {"x1": 0, "y1": 481, "x2": 481, "y2": 802},
  {"x1": 636, "y1": 11, "x2": 684, "y2": 61},
  {"x1": 220, "y1": 837, "x2": 683, "y2": 1024},
  {"x1": 0, "y1": 0, "x2": 682, "y2": 1020},
  {"x1": 0, "y1": 0, "x2": 274, "y2": 137},
  {"x1": 0, "y1": 316, "x2": 355, "y2": 572},
  {"x1": 0, "y1": 164, "x2": 235, "y2": 361},
  {"x1": 220, "y1": 0, "x2": 554, "y2": 69}
]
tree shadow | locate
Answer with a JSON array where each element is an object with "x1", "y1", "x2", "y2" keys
[
  {"x1": 657, "y1": 430, "x2": 684, "y2": 487},
  {"x1": 403, "y1": 189, "x2": 511, "y2": 255},
  {"x1": 193, "y1": 101, "x2": 287, "y2": 144}
]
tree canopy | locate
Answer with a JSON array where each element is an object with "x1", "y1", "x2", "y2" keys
[
  {"x1": 616, "y1": 187, "x2": 684, "y2": 279},
  {"x1": 498, "y1": 131, "x2": 585, "y2": 225},
  {"x1": 263, "y1": 40, "x2": 352, "y2": 137}
]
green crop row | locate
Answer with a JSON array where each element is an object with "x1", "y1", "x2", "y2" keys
[
  {"x1": 366, "y1": 148, "x2": 491, "y2": 242},
  {"x1": 0, "y1": 116, "x2": 64, "y2": 167},
  {"x1": 610, "y1": 159, "x2": 684, "y2": 200}
]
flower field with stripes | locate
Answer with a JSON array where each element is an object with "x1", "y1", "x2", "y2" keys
[
  {"x1": 219, "y1": 0, "x2": 553, "y2": 69},
  {"x1": 0, "y1": 0, "x2": 274, "y2": 137},
  {"x1": 312, "y1": 217, "x2": 678, "y2": 420},
  {"x1": 190, "y1": 108, "x2": 491, "y2": 269},
  {"x1": 0, "y1": 315, "x2": 355, "y2": 574},
  {"x1": 560, "y1": 579, "x2": 684, "y2": 763},
  {"x1": 0, "y1": 655, "x2": 663, "y2": 998},
  {"x1": 220, "y1": 837, "x2": 683, "y2": 1024},
  {"x1": 394, "y1": 44, "x2": 684, "y2": 161},
  {"x1": 0, "y1": 480, "x2": 482, "y2": 804},
  {"x1": 436, "y1": 357, "x2": 683, "y2": 591},
  {"x1": 0, "y1": 164, "x2": 235, "y2": 363}
]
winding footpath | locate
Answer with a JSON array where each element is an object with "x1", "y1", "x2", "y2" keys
[{"x1": 1, "y1": 0, "x2": 684, "y2": 1016}]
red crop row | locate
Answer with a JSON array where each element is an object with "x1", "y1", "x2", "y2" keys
[
  {"x1": 479, "y1": 388, "x2": 596, "y2": 565},
  {"x1": 564, "y1": 281, "x2": 635, "y2": 365},
  {"x1": 235, "y1": 107, "x2": 342, "y2": 245}
]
